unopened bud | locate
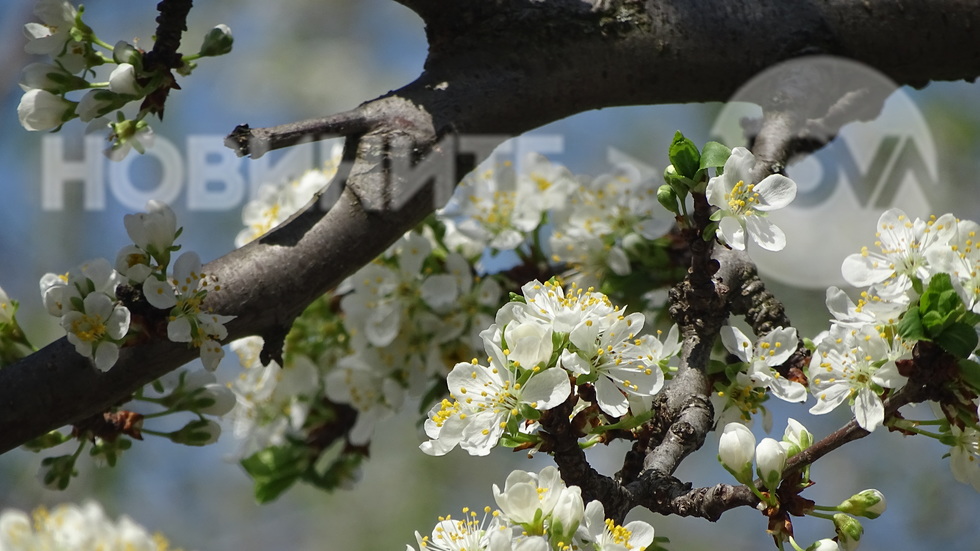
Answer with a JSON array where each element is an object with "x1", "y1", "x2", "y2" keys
[
  {"x1": 657, "y1": 184, "x2": 680, "y2": 215},
  {"x1": 837, "y1": 489, "x2": 886, "y2": 519},
  {"x1": 199, "y1": 24, "x2": 233, "y2": 57},
  {"x1": 168, "y1": 419, "x2": 221, "y2": 446},
  {"x1": 832, "y1": 513, "x2": 863, "y2": 551}
]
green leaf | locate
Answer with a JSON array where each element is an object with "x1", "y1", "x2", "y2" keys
[
  {"x1": 897, "y1": 307, "x2": 927, "y2": 342},
  {"x1": 575, "y1": 369, "x2": 600, "y2": 385},
  {"x1": 937, "y1": 322, "x2": 980, "y2": 358},
  {"x1": 519, "y1": 403, "x2": 542, "y2": 420},
  {"x1": 921, "y1": 309, "x2": 950, "y2": 337},
  {"x1": 589, "y1": 409, "x2": 655, "y2": 433},
  {"x1": 668, "y1": 131, "x2": 701, "y2": 179},
  {"x1": 699, "y1": 141, "x2": 732, "y2": 172},
  {"x1": 241, "y1": 445, "x2": 308, "y2": 503},
  {"x1": 958, "y1": 358, "x2": 980, "y2": 393},
  {"x1": 508, "y1": 292, "x2": 526, "y2": 304},
  {"x1": 702, "y1": 222, "x2": 719, "y2": 241},
  {"x1": 707, "y1": 359, "x2": 729, "y2": 375},
  {"x1": 664, "y1": 168, "x2": 697, "y2": 195}
]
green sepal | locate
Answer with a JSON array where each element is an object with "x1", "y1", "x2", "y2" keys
[{"x1": 508, "y1": 292, "x2": 526, "y2": 304}]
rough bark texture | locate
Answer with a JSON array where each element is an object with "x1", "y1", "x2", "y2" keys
[{"x1": 2, "y1": 0, "x2": 980, "y2": 465}]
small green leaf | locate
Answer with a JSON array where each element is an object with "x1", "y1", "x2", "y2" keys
[
  {"x1": 575, "y1": 370, "x2": 599, "y2": 385},
  {"x1": 921, "y1": 310, "x2": 949, "y2": 337},
  {"x1": 957, "y1": 358, "x2": 980, "y2": 393},
  {"x1": 937, "y1": 322, "x2": 980, "y2": 358},
  {"x1": 669, "y1": 131, "x2": 701, "y2": 179},
  {"x1": 241, "y1": 445, "x2": 308, "y2": 503},
  {"x1": 519, "y1": 403, "x2": 542, "y2": 420},
  {"x1": 699, "y1": 141, "x2": 732, "y2": 172},
  {"x1": 897, "y1": 307, "x2": 927, "y2": 342},
  {"x1": 702, "y1": 222, "x2": 719, "y2": 241}
]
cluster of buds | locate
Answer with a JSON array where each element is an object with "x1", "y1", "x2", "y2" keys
[{"x1": 17, "y1": 0, "x2": 232, "y2": 159}]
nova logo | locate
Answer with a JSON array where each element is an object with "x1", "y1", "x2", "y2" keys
[{"x1": 710, "y1": 56, "x2": 938, "y2": 289}]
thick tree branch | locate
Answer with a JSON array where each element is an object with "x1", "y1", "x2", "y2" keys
[{"x1": 3, "y1": 0, "x2": 980, "y2": 455}]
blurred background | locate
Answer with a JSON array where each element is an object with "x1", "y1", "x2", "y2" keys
[{"x1": 1, "y1": 1, "x2": 979, "y2": 549}]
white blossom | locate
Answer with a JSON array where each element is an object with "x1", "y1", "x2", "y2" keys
[
  {"x1": 721, "y1": 325, "x2": 805, "y2": 403},
  {"x1": 808, "y1": 325, "x2": 908, "y2": 431},
  {"x1": 706, "y1": 147, "x2": 797, "y2": 251},
  {"x1": 841, "y1": 208, "x2": 956, "y2": 299},
  {"x1": 573, "y1": 500, "x2": 655, "y2": 551},
  {"x1": 0, "y1": 501, "x2": 171, "y2": 551},
  {"x1": 61, "y1": 292, "x2": 130, "y2": 371}
]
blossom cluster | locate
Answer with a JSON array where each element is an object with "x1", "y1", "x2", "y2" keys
[
  {"x1": 439, "y1": 153, "x2": 675, "y2": 288},
  {"x1": 42, "y1": 200, "x2": 233, "y2": 372},
  {"x1": 420, "y1": 279, "x2": 680, "y2": 456},
  {"x1": 808, "y1": 209, "x2": 979, "y2": 429},
  {"x1": 223, "y1": 150, "x2": 687, "y2": 496},
  {"x1": 228, "y1": 157, "x2": 509, "y2": 496},
  {"x1": 408, "y1": 466, "x2": 656, "y2": 551},
  {"x1": 0, "y1": 501, "x2": 183, "y2": 550},
  {"x1": 18, "y1": 0, "x2": 232, "y2": 159}
]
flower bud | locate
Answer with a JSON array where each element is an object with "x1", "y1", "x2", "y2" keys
[
  {"x1": 108, "y1": 63, "x2": 139, "y2": 96},
  {"x1": 113, "y1": 40, "x2": 142, "y2": 66},
  {"x1": 756, "y1": 437, "x2": 788, "y2": 491},
  {"x1": 718, "y1": 422, "x2": 756, "y2": 484},
  {"x1": 199, "y1": 24, "x2": 233, "y2": 57},
  {"x1": 837, "y1": 489, "x2": 885, "y2": 519},
  {"x1": 832, "y1": 514, "x2": 863, "y2": 551},
  {"x1": 168, "y1": 419, "x2": 221, "y2": 446},
  {"x1": 17, "y1": 89, "x2": 75, "y2": 131},
  {"x1": 806, "y1": 539, "x2": 840, "y2": 551},
  {"x1": 550, "y1": 486, "x2": 584, "y2": 541},
  {"x1": 782, "y1": 417, "x2": 813, "y2": 457},
  {"x1": 657, "y1": 184, "x2": 680, "y2": 215},
  {"x1": 76, "y1": 89, "x2": 123, "y2": 122}
]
